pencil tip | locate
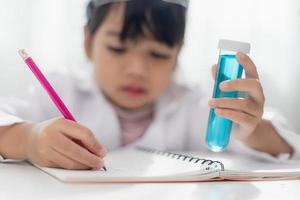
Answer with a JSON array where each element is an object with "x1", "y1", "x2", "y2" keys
[
  {"x1": 103, "y1": 166, "x2": 107, "y2": 171},
  {"x1": 18, "y1": 49, "x2": 29, "y2": 60}
]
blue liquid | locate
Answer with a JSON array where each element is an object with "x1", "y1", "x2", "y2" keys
[{"x1": 206, "y1": 54, "x2": 243, "y2": 152}]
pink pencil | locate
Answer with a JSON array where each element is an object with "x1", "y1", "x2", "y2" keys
[
  {"x1": 18, "y1": 49, "x2": 107, "y2": 171},
  {"x1": 18, "y1": 50, "x2": 76, "y2": 121}
]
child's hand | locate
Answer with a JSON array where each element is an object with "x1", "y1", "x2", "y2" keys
[
  {"x1": 208, "y1": 52, "x2": 265, "y2": 142},
  {"x1": 26, "y1": 118, "x2": 107, "y2": 170}
]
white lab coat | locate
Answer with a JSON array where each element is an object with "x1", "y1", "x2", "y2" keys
[{"x1": 1, "y1": 72, "x2": 300, "y2": 162}]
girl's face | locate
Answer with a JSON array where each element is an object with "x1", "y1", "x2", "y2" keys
[{"x1": 85, "y1": 3, "x2": 181, "y2": 109}]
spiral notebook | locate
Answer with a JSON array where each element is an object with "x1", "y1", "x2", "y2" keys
[{"x1": 36, "y1": 147, "x2": 300, "y2": 183}]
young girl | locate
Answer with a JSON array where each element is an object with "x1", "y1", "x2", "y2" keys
[{"x1": 0, "y1": 0, "x2": 299, "y2": 170}]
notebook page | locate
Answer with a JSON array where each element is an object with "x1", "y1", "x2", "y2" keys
[{"x1": 36, "y1": 148, "x2": 222, "y2": 183}]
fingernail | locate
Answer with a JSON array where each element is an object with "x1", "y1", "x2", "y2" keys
[
  {"x1": 99, "y1": 148, "x2": 107, "y2": 157},
  {"x1": 94, "y1": 165, "x2": 104, "y2": 171},
  {"x1": 220, "y1": 82, "x2": 228, "y2": 89},
  {"x1": 237, "y1": 52, "x2": 245, "y2": 60},
  {"x1": 95, "y1": 159, "x2": 103, "y2": 169},
  {"x1": 208, "y1": 99, "x2": 216, "y2": 106},
  {"x1": 94, "y1": 145, "x2": 105, "y2": 156},
  {"x1": 93, "y1": 166, "x2": 101, "y2": 170},
  {"x1": 215, "y1": 109, "x2": 221, "y2": 115}
]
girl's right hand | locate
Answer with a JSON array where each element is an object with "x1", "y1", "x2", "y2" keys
[{"x1": 25, "y1": 118, "x2": 107, "y2": 170}]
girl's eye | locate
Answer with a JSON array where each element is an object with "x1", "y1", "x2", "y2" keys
[
  {"x1": 150, "y1": 51, "x2": 171, "y2": 60},
  {"x1": 107, "y1": 46, "x2": 127, "y2": 54}
]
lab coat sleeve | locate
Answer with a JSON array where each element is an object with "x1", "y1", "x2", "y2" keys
[{"x1": 0, "y1": 86, "x2": 59, "y2": 126}]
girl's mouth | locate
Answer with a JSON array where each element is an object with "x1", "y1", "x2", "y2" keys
[{"x1": 121, "y1": 86, "x2": 147, "y2": 97}]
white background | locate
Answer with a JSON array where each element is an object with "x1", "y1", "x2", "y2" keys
[{"x1": 0, "y1": 0, "x2": 299, "y2": 132}]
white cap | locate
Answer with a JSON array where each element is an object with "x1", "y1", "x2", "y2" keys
[
  {"x1": 92, "y1": 0, "x2": 189, "y2": 8},
  {"x1": 218, "y1": 39, "x2": 250, "y2": 54}
]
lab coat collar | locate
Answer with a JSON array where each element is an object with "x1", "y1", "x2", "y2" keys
[{"x1": 75, "y1": 74, "x2": 192, "y2": 150}]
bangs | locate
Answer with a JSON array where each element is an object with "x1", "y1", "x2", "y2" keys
[
  {"x1": 120, "y1": 0, "x2": 186, "y2": 47},
  {"x1": 87, "y1": 0, "x2": 187, "y2": 47}
]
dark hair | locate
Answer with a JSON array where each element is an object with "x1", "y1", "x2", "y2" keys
[{"x1": 86, "y1": 0, "x2": 187, "y2": 47}]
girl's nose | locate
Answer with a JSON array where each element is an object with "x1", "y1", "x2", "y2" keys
[{"x1": 125, "y1": 57, "x2": 148, "y2": 78}]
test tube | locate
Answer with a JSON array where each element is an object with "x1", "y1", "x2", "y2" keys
[{"x1": 206, "y1": 39, "x2": 251, "y2": 152}]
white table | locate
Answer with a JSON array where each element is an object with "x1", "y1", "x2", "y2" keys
[{"x1": 1, "y1": 162, "x2": 300, "y2": 200}]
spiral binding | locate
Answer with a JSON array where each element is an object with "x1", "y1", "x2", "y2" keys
[{"x1": 137, "y1": 147, "x2": 225, "y2": 171}]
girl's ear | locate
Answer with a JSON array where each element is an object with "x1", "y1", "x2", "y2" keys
[{"x1": 84, "y1": 26, "x2": 92, "y2": 60}]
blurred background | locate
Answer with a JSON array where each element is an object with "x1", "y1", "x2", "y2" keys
[{"x1": 0, "y1": 0, "x2": 299, "y2": 132}]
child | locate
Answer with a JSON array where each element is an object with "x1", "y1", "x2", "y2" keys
[{"x1": 0, "y1": 0, "x2": 299, "y2": 170}]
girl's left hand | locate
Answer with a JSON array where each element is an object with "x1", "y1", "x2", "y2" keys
[{"x1": 208, "y1": 52, "x2": 265, "y2": 141}]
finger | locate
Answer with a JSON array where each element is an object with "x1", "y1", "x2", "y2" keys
[
  {"x1": 57, "y1": 119, "x2": 107, "y2": 157},
  {"x1": 49, "y1": 147, "x2": 91, "y2": 170},
  {"x1": 209, "y1": 98, "x2": 262, "y2": 118},
  {"x1": 215, "y1": 108, "x2": 258, "y2": 130},
  {"x1": 51, "y1": 132, "x2": 104, "y2": 169},
  {"x1": 220, "y1": 78, "x2": 265, "y2": 103},
  {"x1": 236, "y1": 52, "x2": 259, "y2": 79},
  {"x1": 211, "y1": 64, "x2": 217, "y2": 80}
]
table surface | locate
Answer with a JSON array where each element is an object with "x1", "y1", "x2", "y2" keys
[{"x1": 1, "y1": 162, "x2": 300, "y2": 200}]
